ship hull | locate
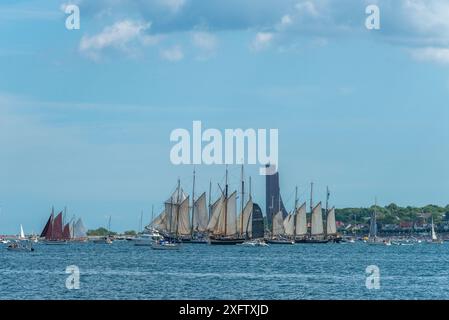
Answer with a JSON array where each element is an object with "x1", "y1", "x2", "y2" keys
[
  {"x1": 43, "y1": 240, "x2": 68, "y2": 245},
  {"x1": 208, "y1": 238, "x2": 245, "y2": 245},
  {"x1": 266, "y1": 239, "x2": 294, "y2": 245},
  {"x1": 295, "y1": 239, "x2": 329, "y2": 244}
]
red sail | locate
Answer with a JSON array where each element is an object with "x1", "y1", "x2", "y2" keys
[
  {"x1": 40, "y1": 213, "x2": 53, "y2": 238},
  {"x1": 62, "y1": 223, "x2": 71, "y2": 240},
  {"x1": 52, "y1": 212, "x2": 64, "y2": 240}
]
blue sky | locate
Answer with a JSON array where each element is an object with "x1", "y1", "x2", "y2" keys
[{"x1": 1, "y1": 0, "x2": 449, "y2": 234}]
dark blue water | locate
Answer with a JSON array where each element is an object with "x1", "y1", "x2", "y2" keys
[{"x1": 1, "y1": 241, "x2": 449, "y2": 299}]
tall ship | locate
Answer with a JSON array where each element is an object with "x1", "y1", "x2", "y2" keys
[
  {"x1": 207, "y1": 167, "x2": 245, "y2": 245},
  {"x1": 40, "y1": 208, "x2": 69, "y2": 244},
  {"x1": 296, "y1": 183, "x2": 329, "y2": 243},
  {"x1": 237, "y1": 176, "x2": 265, "y2": 240},
  {"x1": 149, "y1": 180, "x2": 190, "y2": 243}
]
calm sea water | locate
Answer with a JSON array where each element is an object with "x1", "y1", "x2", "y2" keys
[{"x1": 1, "y1": 241, "x2": 449, "y2": 300}]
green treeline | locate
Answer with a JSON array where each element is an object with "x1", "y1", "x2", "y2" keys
[{"x1": 336, "y1": 204, "x2": 449, "y2": 225}]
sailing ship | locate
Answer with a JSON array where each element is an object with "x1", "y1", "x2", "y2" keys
[
  {"x1": 366, "y1": 200, "x2": 391, "y2": 245},
  {"x1": 207, "y1": 167, "x2": 245, "y2": 245},
  {"x1": 296, "y1": 183, "x2": 329, "y2": 244},
  {"x1": 71, "y1": 218, "x2": 88, "y2": 242},
  {"x1": 239, "y1": 176, "x2": 268, "y2": 246},
  {"x1": 148, "y1": 180, "x2": 188, "y2": 248},
  {"x1": 266, "y1": 188, "x2": 294, "y2": 245},
  {"x1": 40, "y1": 208, "x2": 68, "y2": 244},
  {"x1": 187, "y1": 170, "x2": 209, "y2": 244}
]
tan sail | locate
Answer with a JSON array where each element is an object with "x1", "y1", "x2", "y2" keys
[
  {"x1": 151, "y1": 210, "x2": 168, "y2": 232},
  {"x1": 283, "y1": 214, "x2": 295, "y2": 236},
  {"x1": 217, "y1": 191, "x2": 237, "y2": 236},
  {"x1": 165, "y1": 200, "x2": 178, "y2": 234},
  {"x1": 326, "y1": 206, "x2": 337, "y2": 235},
  {"x1": 295, "y1": 202, "x2": 308, "y2": 236},
  {"x1": 238, "y1": 199, "x2": 253, "y2": 237},
  {"x1": 206, "y1": 195, "x2": 224, "y2": 234},
  {"x1": 192, "y1": 192, "x2": 208, "y2": 232},
  {"x1": 177, "y1": 196, "x2": 191, "y2": 235},
  {"x1": 272, "y1": 211, "x2": 285, "y2": 236},
  {"x1": 311, "y1": 202, "x2": 324, "y2": 235}
]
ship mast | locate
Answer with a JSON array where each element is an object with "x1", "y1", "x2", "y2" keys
[
  {"x1": 294, "y1": 186, "x2": 298, "y2": 236},
  {"x1": 240, "y1": 164, "x2": 244, "y2": 238},
  {"x1": 208, "y1": 180, "x2": 212, "y2": 219},
  {"x1": 224, "y1": 166, "x2": 228, "y2": 237},
  {"x1": 190, "y1": 168, "x2": 196, "y2": 238},
  {"x1": 175, "y1": 178, "x2": 181, "y2": 238},
  {"x1": 325, "y1": 186, "x2": 329, "y2": 237},
  {"x1": 309, "y1": 182, "x2": 313, "y2": 237}
]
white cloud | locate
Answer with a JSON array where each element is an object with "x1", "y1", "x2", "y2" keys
[
  {"x1": 157, "y1": 0, "x2": 186, "y2": 13},
  {"x1": 79, "y1": 20, "x2": 153, "y2": 60},
  {"x1": 411, "y1": 47, "x2": 449, "y2": 65},
  {"x1": 251, "y1": 32, "x2": 274, "y2": 51},
  {"x1": 160, "y1": 46, "x2": 184, "y2": 61},
  {"x1": 192, "y1": 31, "x2": 217, "y2": 51},
  {"x1": 295, "y1": 1, "x2": 319, "y2": 17},
  {"x1": 280, "y1": 14, "x2": 292, "y2": 26}
]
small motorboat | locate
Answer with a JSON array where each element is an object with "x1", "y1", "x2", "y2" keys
[
  {"x1": 133, "y1": 232, "x2": 163, "y2": 246},
  {"x1": 93, "y1": 236, "x2": 113, "y2": 244},
  {"x1": 266, "y1": 237, "x2": 295, "y2": 245},
  {"x1": 239, "y1": 239, "x2": 269, "y2": 247},
  {"x1": 6, "y1": 240, "x2": 34, "y2": 252},
  {"x1": 151, "y1": 239, "x2": 180, "y2": 250},
  {"x1": 1, "y1": 239, "x2": 10, "y2": 244}
]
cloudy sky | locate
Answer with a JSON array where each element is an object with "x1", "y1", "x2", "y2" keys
[{"x1": 1, "y1": 0, "x2": 449, "y2": 233}]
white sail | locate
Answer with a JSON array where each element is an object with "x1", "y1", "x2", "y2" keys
[
  {"x1": 238, "y1": 199, "x2": 253, "y2": 237},
  {"x1": 207, "y1": 195, "x2": 224, "y2": 234},
  {"x1": 295, "y1": 203, "x2": 308, "y2": 236},
  {"x1": 311, "y1": 202, "x2": 324, "y2": 235},
  {"x1": 177, "y1": 196, "x2": 191, "y2": 235},
  {"x1": 192, "y1": 192, "x2": 208, "y2": 232},
  {"x1": 20, "y1": 224, "x2": 25, "y2": 239},
  {"x1": 73, "y1": 218, "x2": 87, "y2": 238},
  {"x1": 431, "y1": 217, "x2": 437, "y2": 241},
  {"x1": 272, "y1": 211, "x2": 285, "y2": 236},
  {"x1": 283, "y1": 214, "x2": 295, "y2": 236},
  {"x1": 326, "y1": 207, "x2": 337, "y2": 235}
]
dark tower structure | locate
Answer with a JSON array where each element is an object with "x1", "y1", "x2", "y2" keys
[{"x1": 265, "y1": 165, "x2": 288, "y2": 226}]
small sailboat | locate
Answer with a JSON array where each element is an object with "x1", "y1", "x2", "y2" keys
[
  {"x1": 428, "y1": 217, "x2": 443, "y2": 244},
  {"x1": 19, "y1": 224, "x2": 26, "y2": 240}
]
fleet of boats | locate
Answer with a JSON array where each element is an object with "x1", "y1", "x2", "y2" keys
[{"x1": 2, "y1": 168, "x2": 446, "y2": 252}]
